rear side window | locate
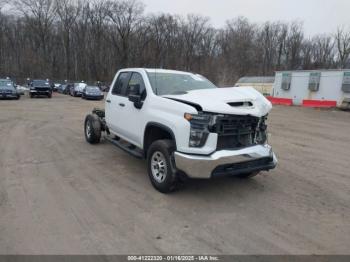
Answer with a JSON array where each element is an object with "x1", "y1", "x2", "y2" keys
[{"x1": 112, "y1": 72, "x2": 130, "y2": 95}]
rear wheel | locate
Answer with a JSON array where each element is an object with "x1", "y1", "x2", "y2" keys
[
  {"x1": 84, "y1": 114, "x2": 102, "y2": 144},
  {"x1": 147, "y1": 140, "x2": 178, "y2": 193}
]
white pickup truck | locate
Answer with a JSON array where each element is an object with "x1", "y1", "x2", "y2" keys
[{"x1": 84, "y1": 68, "x2": 277, "y2": 193}]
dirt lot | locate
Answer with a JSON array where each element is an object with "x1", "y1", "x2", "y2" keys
[{"x1": 0, "y1": 93, "x2": 349, "y2": 255}]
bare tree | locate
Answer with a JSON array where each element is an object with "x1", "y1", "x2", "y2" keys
[
  {"x1": 219, "y1": 17, "x2": 258, "y2": 83},
  {"x1": 311, "y1": 35, "x2": 335, "y2": 68},
  {"x1": 147, "y1": 14, "x2": 178, "y2": 68},
  {"x1": 13, "y1": 0, "x2": 57, "y2": 76},
  {"x1": 336, "y1": 27, "x2": 350, "y2": 68},
  {"x1": 181, "y1": 14, "x2": 211, "y2": 71},
  {"x1": 105, "y1": 0, "x2": 144, "y2": 68},
  {"x1": 276, "y1": 23, "x2": 288, "y2": 70},
  {"x1": 259, "y1": 22, "x2": 281, "y2": 74},
  {"x1": 55, "y1": 0, "x2": 81, "y2": 79},
  {"x1": 285, "y1": 22, "x2": 304, "y2": 69}
]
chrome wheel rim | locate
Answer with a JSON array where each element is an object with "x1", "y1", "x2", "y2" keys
[
  {"x1": 86, "y1": 121, "x2": 91, "y2": 138},
  {"x1": 151, "y1": 151, "x2": 167, "y2": 183}
]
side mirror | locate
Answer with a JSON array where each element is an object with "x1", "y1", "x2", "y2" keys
[
  {"x1": 128, "y1": 84, "x2": 143, "y2": 109},
  {"x1": 128, "y1": 93, "x2": 143, "y2": 109}
]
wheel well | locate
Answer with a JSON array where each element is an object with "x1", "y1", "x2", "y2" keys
[{"x1": 144, "y1": 124, "x2": 175, "y2": 157}]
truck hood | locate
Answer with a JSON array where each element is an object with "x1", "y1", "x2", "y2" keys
[{"x1": 163, "y1": 87, "x2": 272, "y2": 117}]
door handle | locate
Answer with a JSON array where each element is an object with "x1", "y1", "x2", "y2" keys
[
  {"x1": 106, "y1": 99, "x2": 111, "y2": 103},
  {"x1": 119, "y1": 103, "x2": 125, "y2": 107}
]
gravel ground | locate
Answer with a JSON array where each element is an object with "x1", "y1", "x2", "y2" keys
[{"x1": 0, "y1": 93, "x2": 349, "y2": 255}]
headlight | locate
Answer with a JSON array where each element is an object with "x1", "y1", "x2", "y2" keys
[
  {"x1": 254, "y1": 115, "x2": 268, "y2": 145},
  {"x1": 184, "y1": 113, "x2": 211, "y2": 147}
]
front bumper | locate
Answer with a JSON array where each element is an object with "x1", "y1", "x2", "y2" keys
[
  {"x1": 85, "y1": 95, "x2": 104, "y2": 100},
  {"x1": 30, "y1": 90, "x2": 51, "y2": 94},
  {"x1": 174, "y1": 145, "x2": 277, "y2": 179},
  {"x1": 1, "y1": 93, "x2": 18, "y2": 98}
]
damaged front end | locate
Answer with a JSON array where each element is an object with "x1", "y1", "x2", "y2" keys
[
  {"x1": 175, "y1": 111, "x2": 277, "y2": 179},
  {"x1": 184, "y1": 112, "x2": 269, "y2": 151}
]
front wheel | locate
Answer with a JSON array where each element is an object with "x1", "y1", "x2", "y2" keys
[
  {"x1": 147, "y1": 140, "x2": 178, "y2": 193},
  {"x1": 84, "y1": 114, "x2": 101, "y2": 144}
]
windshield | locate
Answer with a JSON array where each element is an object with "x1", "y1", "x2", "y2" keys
[
  {"x1": 33, "y1": 80, "x2": 50, "y2": 86},
  {"x1": 86, "y1": 86, "x2": 100, "y2": 92},
  {"x1": 0, "y1": 80, "x2": 14, "y2": 90},
  {"x1": 147, "y1": 72, "x2": 217, "y2": 95}
]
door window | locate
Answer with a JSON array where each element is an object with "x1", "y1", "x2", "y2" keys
[
  {"x1": 112, "y1": 72, "x2": 130, "y2": 96},
  {"x1": 126, "y1": 72, "x2": 147, "y2": 100}
]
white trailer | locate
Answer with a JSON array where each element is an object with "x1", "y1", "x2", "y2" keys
[{"x1": 273, "y1": 70, "x2": 350, "y2": 108}]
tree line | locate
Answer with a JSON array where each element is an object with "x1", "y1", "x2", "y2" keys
[{"x1": 0, "y1": 0, "x2": 350, "y2": 85}]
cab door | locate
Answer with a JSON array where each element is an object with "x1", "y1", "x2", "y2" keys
[
  {"x1": 105, "y1": 72, "x2": 131, "y2": 135},
  {"x1": 116, "y1": 72, "x2": 147, "y2": 147}
]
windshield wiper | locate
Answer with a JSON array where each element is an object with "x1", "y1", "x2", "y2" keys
[{"x1": 170, "y1": 91, "x2": 188, "y2": 95}]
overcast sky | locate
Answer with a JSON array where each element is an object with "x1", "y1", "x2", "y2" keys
[{"x1": 142, "y1": 0, "x2": 350, "y2": 36}]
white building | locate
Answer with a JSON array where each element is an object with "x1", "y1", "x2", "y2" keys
[
  {"x1": 273, "y1": 70, "x2": 350, "y2": 108},
  {"x1": 235, "y1": 76, "x2": 275, "y2": 96}
]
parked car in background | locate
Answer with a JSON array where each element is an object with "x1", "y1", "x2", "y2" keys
[
  {"x1": 53, "y1": 83, "x2": 61, "y2": 92},
  {"x1": 58, "y1": 83, "x2": 73, "y2": 95},
  {"x1": 57, "y1": 84, "x2": 65, "y2": 93},
  {"x1": 100, "y1": 85, "x2": 110, "y2": 92},
  {"x1": 16, "y1": 85, "x2": 28, "y2": 95},
  {"x1": 82, "y1": 86, "x2": 104, "y2": 100},
  {"x1": 0, "y1": 78, "x2": 20, "y2": 100},
  {"x1": 29, "y1": 79, "x2": 53, "y2": 98},
  {"x1": 70, "y1": 82, "x2": 87, "y2": 97}
]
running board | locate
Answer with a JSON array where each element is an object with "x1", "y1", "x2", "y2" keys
[{"x1": 105, "y1": 135, "x2": 144, "y2": 159}]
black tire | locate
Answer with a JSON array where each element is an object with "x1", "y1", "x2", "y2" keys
[
  {"x1": 84, "y1": 114, "x2": 102, "y2": 144},
  {"x1": 147, "y1": 140, "x2": 178, "y2": 193},
  {"x1": 48, "y1": 93, "x2": 52, "y2": 98},
  {"x1": 15, "y1": 95, "x2": 20, "y2": 100},
  {"x1": 30, "y1": 93, "x2": 34, "y2": 98},
  {"x1": 237, "y1": 171, "x2": 260, "y2": 179}
]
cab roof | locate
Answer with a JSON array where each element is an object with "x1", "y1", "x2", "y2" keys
[{"x1": 121, "y1": 68, "x2": 195, "y2": 75}]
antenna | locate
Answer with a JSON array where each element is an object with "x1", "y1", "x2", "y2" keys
[{"x1": 155, "y1": 68, "x2": 158, "y2": 95}]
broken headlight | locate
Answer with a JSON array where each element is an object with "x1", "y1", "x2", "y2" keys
[
  {"x1": 254, "y1": 115, "x2": 268, "y2": 144},
  {"x1": 184, "y1": 113, "x2": 211, "y2": 147}
]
